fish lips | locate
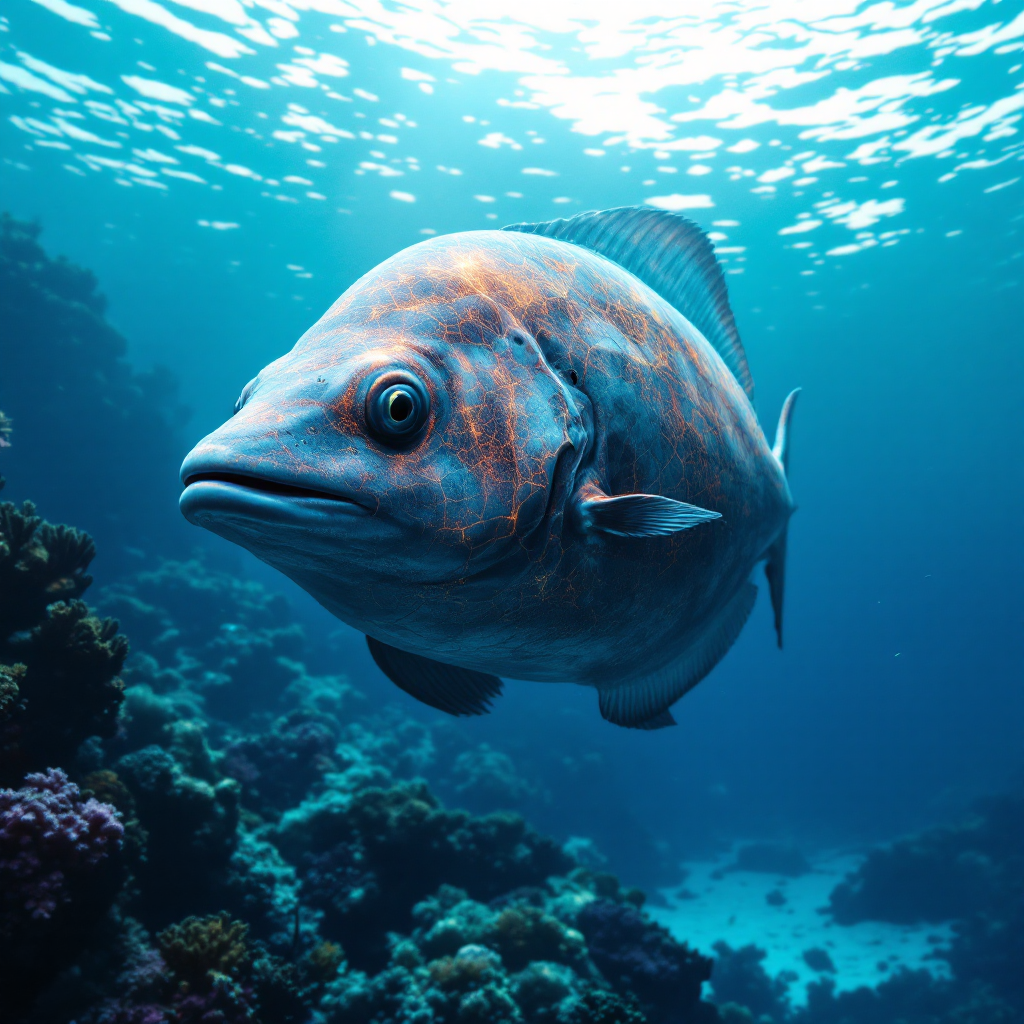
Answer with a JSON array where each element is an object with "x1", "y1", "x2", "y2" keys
[{"x1": 179, "y1": 471, "x2": 373, "y2": 534}]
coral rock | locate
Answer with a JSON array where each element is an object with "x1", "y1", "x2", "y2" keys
[
  {"x1": 577, "y1": 900, "x2": 712, "y2": 1023},
  {"x1": 0, "y1": 768, "x2": 124, "y2": 1016}
]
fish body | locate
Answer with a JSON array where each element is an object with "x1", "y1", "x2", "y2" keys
[{"x1": 180, "y1": 208, "x2": 798, "y2": 728}]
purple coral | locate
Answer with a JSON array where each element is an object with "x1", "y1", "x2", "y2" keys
[
  {"x1": 576, "y1": 899, "x2": 712, "y2": 1021},
  {"x1": 0, "y1": 767, "x2": 123, "y2": 928},
  {"x1": 221, "y1": 710, "x2": 337, "y2": 813}
]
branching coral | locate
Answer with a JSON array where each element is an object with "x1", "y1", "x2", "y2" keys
[
  {"x1": 0, "y1": 499, "x2": 127, "y2": 784},
  {"x1": 0, "y1": 768, "x2": 124, "y2": 1016},
  {"x1": 0, "y1": 500, "x2": 95, "y2": 638},
  {"x1": 157, "y1": 912, "x2": 251, "y2": 990},
  {"x1": 490, "y1": 906, "x2": 587, "y2": 973},
  {"x1": 222, "y1": 709, "x2": 338, "y2": 815},
  {"x1": 2, "y1": 600, "x2": 127, "y2": 781},
  {"x1": 116, "y1": 745, "x2": 240, "y2": 926},
  {"x1": 0, "y1": 767, "x2": 123, "y2": 928},
  {"x1": 275, "y1": 779, "x2": 572, "y2": 972}
]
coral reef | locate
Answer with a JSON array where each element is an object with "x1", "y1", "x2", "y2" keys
[
  {"x1": 822, "y1": 794, "x2": 1024, "y2": 1020},
  {"x1": 99, "y1": 557, "x2": 354, "y2": 729},
  {"x1": 708, "y1": 943, "x2": 795, "y2": 1023},
  {"x1": 703, "y1": 796, "x2": 1024, "y2": 1024},
  {"x1": 115, "y1": 743, "x2": 241, "y2": 926},
  {"x1": 157, "y1": 911, "x2": 250, "y2": 989},
  {"x1": 0, "y1": 499, "x2": 127, "y2": 785},
  {"x1": 222, "y1": 709, "x2": 339, "y2": 816},
  {"x1": 826, "y1": 795, "x2": 1023, "y2": 926},
  {"x1": 0, "y1": 492, "x2": 727, "y2": 1023},
  {"x1": 0, "y1": 768, "x2": 124, "y2": 1016},
  {"x1": 275, "y1": 777, "x2": 574, "y2": 970},
  {"x1": 577, "y1": 899, "x2": 714, "y2": 1023},
  {"x1": 0, "y1": 499, "x2": 95, "y2": 637}
]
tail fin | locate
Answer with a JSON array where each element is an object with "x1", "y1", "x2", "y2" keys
[{"x1": 766, "y1": 389, "x2": 800, "y2": 648}]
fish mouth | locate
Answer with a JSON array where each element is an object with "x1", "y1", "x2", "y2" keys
[
  {"x1": 180, "y1": 471, "x2": 373, "y2": 526},
  {"x1": 183, "y1": 471, "x2": 367, "y2": 506}
]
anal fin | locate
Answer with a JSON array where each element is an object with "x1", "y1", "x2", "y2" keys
[
  {"x1": 635, "y1": 709, "x2": 677, "y2": 730},
  {"x1": 367, "y1": 637, "x2": 503, "y2": 717},
  {"x1": 765, "y1": 527, "x2": 788, "y2": 649},
  {"x1": 598, "y1": 582, "x2": 757, "y2": 729}
]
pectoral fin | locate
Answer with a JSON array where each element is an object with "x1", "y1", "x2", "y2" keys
[
  {"x1": 579, "y1": 491, "x2": 721, "y2": 538},
  {"x1": 366, "y1": 636, "x2": 503, "y2": 717}
]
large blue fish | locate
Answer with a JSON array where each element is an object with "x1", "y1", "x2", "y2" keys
[{"x1": 180, "y1": 207, "x2": 799, "y2": 729}]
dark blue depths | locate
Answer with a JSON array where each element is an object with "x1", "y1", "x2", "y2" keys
[{"x1": 0, "y1": 215, "x2": 1022, "y2": 1024}]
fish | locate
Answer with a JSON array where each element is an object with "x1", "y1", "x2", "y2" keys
[{"x1": 179, "y1": 207, "x2": 799, "y2": 729}]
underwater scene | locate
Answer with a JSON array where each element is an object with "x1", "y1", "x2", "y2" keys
[{"x1": 1, "y1": 0, "x2": 1023, "y2": 1021}]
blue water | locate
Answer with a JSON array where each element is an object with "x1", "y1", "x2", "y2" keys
[{"x1": 1, "y1": 1, "x2": 1022, "y2": 1017}]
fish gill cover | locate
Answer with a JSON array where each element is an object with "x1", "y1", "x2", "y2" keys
[{"x1": 0, "y1": 1, "x2": 1022, "y2": 1022}]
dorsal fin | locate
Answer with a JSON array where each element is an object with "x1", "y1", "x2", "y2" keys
[{"x1": 503, "y1": 206, "x2": 753, "y2": 398}]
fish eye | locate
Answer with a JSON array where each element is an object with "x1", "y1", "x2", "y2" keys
[{"x1": 365, "y1": 373, "x2": 430, "y2": 444}]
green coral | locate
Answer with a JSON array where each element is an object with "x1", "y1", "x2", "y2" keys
[
  {"x1": 157, "y1": 911, "x2": 250, "y2": 991},
  {"x1": 509, "y1": 961, "x2": 577, "y2": 1015},
  {"x1": 0, "y1": 501, "x2": 95, "y2": 637},
  {"x1": 0, "y1": 662, "x2": 24, "y2": 720},
  {"x1": 427, "y1": 946, "x2": 503, "y2": 994},
  {"x1": 307, "y1": 941, "x2": 346, "y2": 981},
  {"x1": 414, "y1": 887, "x2": 588, "y2": 975},
  {"x1": 0, "y1": 498, "x2": 124, "y2": 783},
  {"x1": 1, "y1": 599, "x2": 126, "y2": 781},
  {"x1": 559, "y1": 989, "x2": 648, "y2": 1023},
  {"x1": 491, "y1": 906, "x2": 586, "y2": 973}
]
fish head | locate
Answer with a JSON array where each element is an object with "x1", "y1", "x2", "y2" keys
[{"x1": 179, "y1": 290, "x2": 585, "y2": 618}]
